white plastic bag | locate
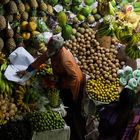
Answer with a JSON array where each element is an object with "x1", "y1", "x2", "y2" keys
[{"x1": 4, "y1": 47, "x2": 35, "y2": 85}]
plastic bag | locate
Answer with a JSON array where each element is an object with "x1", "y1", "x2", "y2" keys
[
  {"x1": 133, "y1": 70, "x2": 140, "y2": 79},
  {"x1": 124, "y1": 66, "x2": 133, "y2": 76},
  {"x1": 118, "y1": 69, "x2": 125, "y2": 78},
  {"x1": 120, "y1": 77, "x2": 127, "y2": 86},
  {"x1": 128, "y1": 78, "x2": 138, "y2": 89},
  {"x1": 37, "y1": 19, "x2": 48, "y2": 32}
]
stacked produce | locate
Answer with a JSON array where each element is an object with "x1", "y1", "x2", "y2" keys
[
  {"x1": 118, "y1": 66, "x2": 140, "y2": 91},
  {"x1": 15, "y1": 85, "x2": 31, "y2": 113},
  {"x1": 0, "y1": 95, "x2": 17, "y2": 125},
  {"x1": 0, "y1": 0, "x2": 139, "y2": 132},
  {"x1": 29, "y1": 111, "x2": 65, "y2": 132},
  {"x1": 64, "y1": 26, "x2": 126, "y2": 102},
  {"x1": 87, "y1": 77, "x2": 120, "y2": 102},
  {"x1": 64, "y1": 27, "x2": 124, "y2": 80}
]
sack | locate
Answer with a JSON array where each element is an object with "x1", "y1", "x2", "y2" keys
[
  {"x1": 85, "y1": 115, "x2": 99, "y2": 140},
  {"x1": 133, "y1": 124, "x2": 140, "y2": 140}
]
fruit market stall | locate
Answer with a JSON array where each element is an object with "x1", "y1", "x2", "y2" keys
[{"x1": 0, "y1": 0, "x2": 140, "y2": 139}]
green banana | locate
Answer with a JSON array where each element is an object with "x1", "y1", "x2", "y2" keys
[
  {"x1": 108, "y1": 2, "x2": 115, "y2": 15},
  {"x1": 0, "y1": 62, "x2": 7, "y2": 71},
  {"x1": 128, "y1": 35, "x2": 137, "y2": 46}
]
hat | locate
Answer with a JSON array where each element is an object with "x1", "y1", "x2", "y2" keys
[{"x1": 47, "y1": 35, "x2": 64, "y2": 51}]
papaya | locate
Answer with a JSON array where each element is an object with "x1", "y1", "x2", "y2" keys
[
  {"x1": 62, "y1": 24, "x2": 73, "y2": 40},
  {"x1": 77, "y1": 14, "x2": 85, "y2": 21},
  {"x1": 80, "y1": 6, "x2": 92, "y2": 17},
  {"x1": 84, "y1": 0, "x2": 94, "y2": 6},
  {"x1": 57, "y1": 11, "x2": 67, "y2": 27}
]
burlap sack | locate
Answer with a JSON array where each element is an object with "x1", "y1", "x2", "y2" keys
[{"x1": 96, "y1": 35, "x2": 111, "y2": 48}]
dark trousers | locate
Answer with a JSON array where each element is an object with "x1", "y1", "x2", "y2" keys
[{"x1": 60, "y1": 89, "x2": 86, "y2": 140}]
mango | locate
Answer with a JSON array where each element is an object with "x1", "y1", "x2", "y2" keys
[{"x1": 57, "y1": 11, "x2": 67, "y2": 27}]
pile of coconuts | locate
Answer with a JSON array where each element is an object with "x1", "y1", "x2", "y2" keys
[{"x1": 63, "y1": 26, "x2": 125, "y2": 102}]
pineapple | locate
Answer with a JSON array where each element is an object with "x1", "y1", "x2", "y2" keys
[
  {"x1": 46, "y1": 4, "x2": 54, "y2": 15},
  {"x1": 18, "y1": 3, "x2": 25, "y2": 13},
  {"x1": 8, "y1": 1, "x2": 18, "y2": 14},
  {"x1": 29, "y1": 0, "x2": 38, "y2": 9},
  {"x1": 39, "y1": 0, "x2": 47, "y2": 11},
  {"x1": 21, "y1": 12, "x2": 29, "y2": 21},
  {"x1": 6, "y1": 38, "x2": 16, "y2": 53},
  {"x1": 0, "y1": 15, "x2": 6, "y2": 30}
]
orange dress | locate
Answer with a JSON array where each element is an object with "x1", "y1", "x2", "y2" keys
[{"x1": 31, "y1": 47, "x2": 84, "y2": 101}]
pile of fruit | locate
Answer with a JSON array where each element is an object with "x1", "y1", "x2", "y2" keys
[
  {"x1": 0, "y1": 95, "x2": 17, "y2": 125},
  {"x1": 36, "y1": 63, "x2": 53, "y2": 76},
  {"x1": 29, "y1": 111, "x2": 65, "y2": 132},
  {"x1": 64, "y1": 25, "x2": 125, "y2": 102},
  {"x1": 87, "y1": 77, "x2": 120, "y2": 103},
  {"x1": 0, "y1": 0, "x2": 140, "y2": 132},
  {"x1": 64, "y1": 26, "x2": 125, "y2": 81}
]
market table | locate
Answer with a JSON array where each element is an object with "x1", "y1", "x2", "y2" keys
[{"x1": 32, "y1": 125, "x2": 70, "y2": 140}]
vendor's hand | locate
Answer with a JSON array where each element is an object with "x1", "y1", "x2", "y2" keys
[{"x1": 16, "y1": 70, "x2": 27, "y2": 78}]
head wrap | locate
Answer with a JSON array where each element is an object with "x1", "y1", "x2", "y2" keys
[{"x1": 47, "y1": 35, "x2": 64, "y2": 52}]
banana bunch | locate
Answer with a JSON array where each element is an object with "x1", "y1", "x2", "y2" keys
[
  {"x1": 108, "y1": 1, "x2": 115, "y2": 15},
  {"x1": 98, "y1": 23, "x2": 114, "y2": 36},
  {"x1": 98, "y1": 0, "x2": 113, "y2": 16},
  {"x1": 127, "y1": 34, "x2": 140, "y2": 46},
  {"x1": 0, "y1": 62, "x2": 13, "y2": 96},
  {"x1": 115, "y1": 26, "x2": 133, "y2": 43},
  {"x1": 125, "y1": 44, "x2": 140, "y2": 59},
  {"x1": 15, "y1": 86, "x2": 30, "y2": 113}
]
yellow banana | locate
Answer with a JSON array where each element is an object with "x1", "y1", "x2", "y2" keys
[
  {"x1": 19, "y1": 86, "x2": 26, "y2": 93},
  {"x1": 16, "y1": 90, "x2": 24, "y2": 95}
]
